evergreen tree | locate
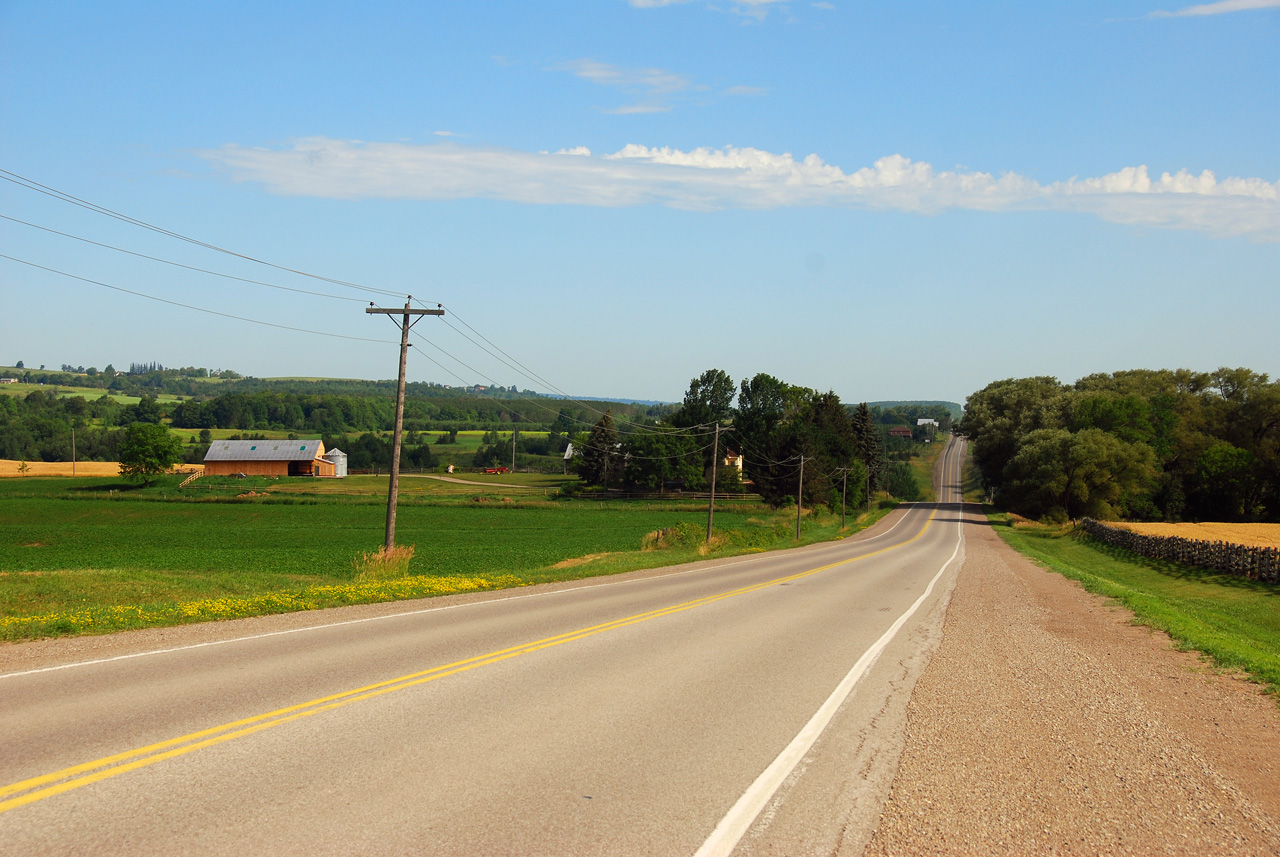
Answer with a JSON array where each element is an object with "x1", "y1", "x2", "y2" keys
[
  {"x1": 579, "y1": 411, "x2": 619, "y2": 487},
  {"x1": 850, "y1": 402, "x2": 887, "y2": 489}
]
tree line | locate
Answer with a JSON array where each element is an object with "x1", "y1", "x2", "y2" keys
[
  {"x1": 959, "y1": 368, "x2": 1280, "y2": 522},
  {"x1": 569, "y1": 369, "x2": 932, "y2": 507}
]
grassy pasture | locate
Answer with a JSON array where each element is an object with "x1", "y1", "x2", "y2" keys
[
  {"x1": 0, "y1": 475, "x2": 891, "y2": 640},
  {"x1": 0, "y1": 382, "x2": 185, "y2": 405},
  {"x1": 994, "y1": 515, "x2": 1280, "y2": 699},
  {"x1": 171, "y1": 427, "x2": 299, "y2": 441}
]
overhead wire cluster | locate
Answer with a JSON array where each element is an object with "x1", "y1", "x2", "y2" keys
[{"x1": 0, "y1": 167, "x2": 725, "y2": 445}]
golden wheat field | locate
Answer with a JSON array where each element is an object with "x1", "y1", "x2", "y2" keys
[
  {"x1": 1112, "y1": 522, "x2": 1280, "y2": 549},
  {"x1": 0, "y1": 460, "x2": 203, "y2": 478}
]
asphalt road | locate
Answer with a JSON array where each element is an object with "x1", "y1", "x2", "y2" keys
[{"x1": 0, "y1": 438, "x2": 967, "y2": 856}]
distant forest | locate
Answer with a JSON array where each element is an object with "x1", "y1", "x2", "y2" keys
[{"x1": 0, "y1": 363, "x2": 953, "y2": 505}]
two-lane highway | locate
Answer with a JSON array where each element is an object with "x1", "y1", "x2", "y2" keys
[{"x1": 1, "y1": 438, "x2": 969, "y2": 855}]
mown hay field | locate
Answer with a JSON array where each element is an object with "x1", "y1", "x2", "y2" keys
[
  {"x1": 1112, "y1": 522, "x2": 1280, "y2": 549},
  {"x1": 0, "y1": 460, "x2": 202, "y2": 478}
]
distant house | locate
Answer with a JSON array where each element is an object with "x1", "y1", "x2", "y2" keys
[
  {"x1": 203, "y1": 439, "x2": 339, "y2": 477},
  {"x1": 724, "y1": 449, "x2": 743, "y2": 472},
  {"x1": 887, "y1": 426, "x2": 914, "y2": 439},
  {"x1": 0, "y1": 378, "x2": 17, "y2": 384}
]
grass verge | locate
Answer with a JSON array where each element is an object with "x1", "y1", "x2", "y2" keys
[
  {"x1": 992, "y1": 513, "x2": 1280, "y2": 699},
  {"x1": 0, "y1": 475, "x2": 896, "y2": 641}
]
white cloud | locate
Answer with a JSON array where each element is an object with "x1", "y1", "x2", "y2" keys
[
  {"x1": 556, "y1": 59, "x2": 692, "y2": 114},
  {"x1": 559, "y1": 59, "x2": 689, "y2": 94},
  {"x1": 603, "y1": 104, "x2": 674, "y2": 114},
  {"x1": 1150, "y1": 0, "x2": 1280, "y2": 15},
  {"x1": 628, "y1": 0, "x2": 790, "y2": 19},
  {"x1": 723, "y1": 85, "x2": 770, "y2": 96},
  {"x1": 198, "y1": 138, "x2": 1280, "y2": 241},
  {"x1": 433, "y1": 130, "x2": 462, "y2": 138}
]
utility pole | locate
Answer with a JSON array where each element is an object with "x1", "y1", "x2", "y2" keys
[
  {"x1": 706, "y1": 423, "x2": 734, "y2": 543},
  {"x1": 366, "y1": 298, "x2": 444, "y2": 550},
  {"x1": 838, "y1": 466, "x2": 849, "y2": 529},
  {"x1": 512, "y1": 428, "x2": 517, "y2": 473},
  {"x1": 71, "y1": 427, "x2": 76, "y2": 477},
  {"x1": 795, "y1": 455, "x2": 807, "y2": 540}
]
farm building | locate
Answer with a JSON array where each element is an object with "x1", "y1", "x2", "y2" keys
[
  {"x1": 325, "y1": 448, "x2": 348, "y2": 478},
  {"x1": 887, "y1": 426, "x2": 914, "y2": 439},
  {"x1": 203, "y1": 439, "x2": 341, "y2": 477}
]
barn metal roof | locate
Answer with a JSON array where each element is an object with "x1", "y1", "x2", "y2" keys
[{"x1": 203, "y1": 440, "x2": 325, "y2": 462}]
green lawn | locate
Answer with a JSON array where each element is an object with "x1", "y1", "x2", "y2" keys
[
  {"x1": 0, "y1": 475, "x2": 893, "y2": 640},
  {"x1": 994, "y1": 516, "x2": 1280, "y2": 699}
]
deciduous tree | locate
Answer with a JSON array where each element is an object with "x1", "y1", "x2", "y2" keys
[{"x1": 118, "y1": 422, "x2": 183, "y2": 485}]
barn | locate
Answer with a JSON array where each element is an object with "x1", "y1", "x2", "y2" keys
[{"x1": 203, "y1": 439, "x2": 339, "y2": 477}]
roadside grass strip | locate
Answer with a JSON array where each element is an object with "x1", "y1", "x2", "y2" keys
[
  {"x1": 0, "y1": 508, "x2": 938, "y2": 815},
  {"x1": 0, "y1": 574, "x2": 527, "y2": 640},
  {"x1": 994, "y1": 520, "x2": 1280, "y2": 699}
]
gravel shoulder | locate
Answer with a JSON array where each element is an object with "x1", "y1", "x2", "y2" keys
[{"x1": 865, "y1": 510, "x2": 1280, "y2": 856}]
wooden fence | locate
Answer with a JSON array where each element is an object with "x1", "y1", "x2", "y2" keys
[{"x1": 1081, "y1": 519, "x2": 1279, "y2": 584}]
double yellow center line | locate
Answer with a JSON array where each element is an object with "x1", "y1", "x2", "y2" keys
[{"x1": 1, "y1": 506, "x2": 936, "y2": 814}]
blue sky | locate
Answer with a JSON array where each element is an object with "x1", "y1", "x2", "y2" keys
[{"x1": 2, "y1": 0, "x2": 1277, "y2": 405}]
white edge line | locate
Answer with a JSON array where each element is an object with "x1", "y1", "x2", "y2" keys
[
  {"x1": 0, "y1": 504, "x2": 923, "y2": 681},
  {"x1": 694, "y1": 508, "x2": 964, "y2": 857}
]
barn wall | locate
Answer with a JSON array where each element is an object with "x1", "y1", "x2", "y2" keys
[
  {"x1": 203, "y1": 461, "x2": 290, "y2": 477},
  {"x1": 204, "y1": 457, "x2": 335, "y2": 477}
]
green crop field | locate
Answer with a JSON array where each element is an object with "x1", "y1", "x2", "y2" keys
[
  {"x1": 0, "y1": 383, "x2": 184, "y2": 406},
  {"x1": 0, "y1": 475, "x2": 891, "y2": 640}
]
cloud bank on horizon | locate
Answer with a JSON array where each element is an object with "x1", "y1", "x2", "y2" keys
[{"x1": 199, "y1": 138, "x2": 1280, "y2": 242}]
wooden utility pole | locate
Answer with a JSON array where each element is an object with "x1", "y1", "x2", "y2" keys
[
  {"x1": 366, "y1": 298, "x2": 444, "y2": 550},
  {"x1": 705, "y1": 423, "x2": 733, "y2": 543},
  {"x1": 706, "y1": 423, "x2": 719, "y2": 543},
  {"x1": 838, "y1": 466, "x2": 849, "y2": 529},
  {"x1": 795, "y1": 455, "x2": 808, "y2": 540}
]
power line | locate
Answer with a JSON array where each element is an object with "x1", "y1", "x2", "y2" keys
[
  {"x1": 0, "y1": 253, "x2": 397, "y2": 344},
  {"x1": 0, "y1": 167, "x2": 408, "y2": 299},
  {"x1": 408, "y1": 324, "x2": 721, "y2": 438},
  {"x1": 425, "y1": 305, "x2": 719, "y2": 438},
  {"x1": 0, "y1": 213, "x2": 368, "y2": 303},
  {"x1": 1, "y1": 168, "x2": 727, "y2": 438}
]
